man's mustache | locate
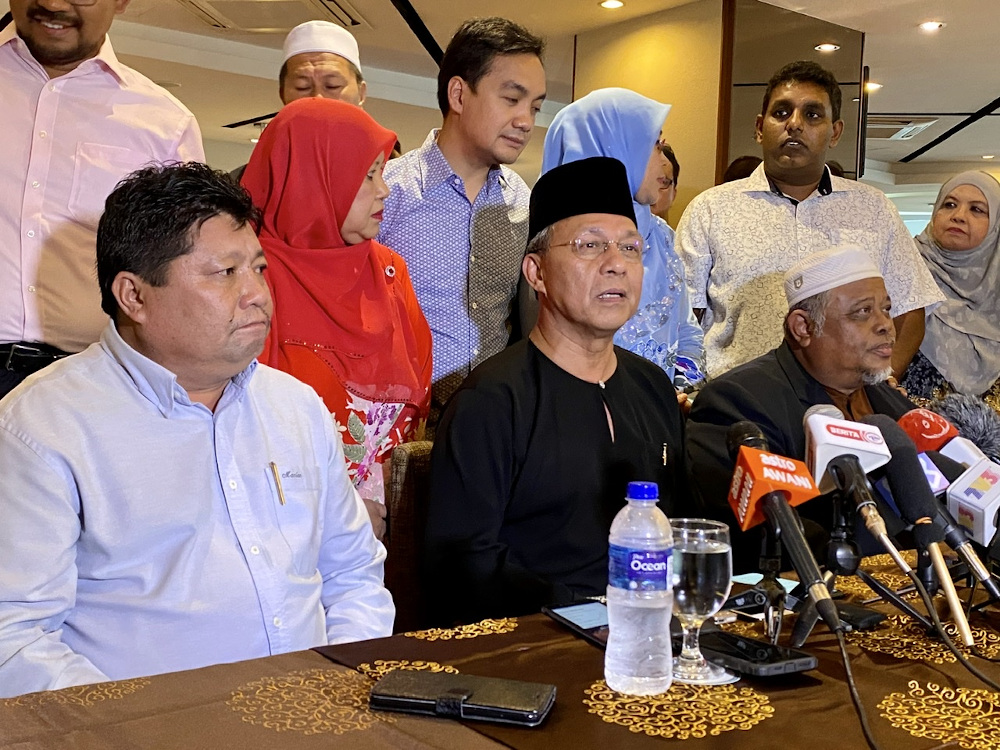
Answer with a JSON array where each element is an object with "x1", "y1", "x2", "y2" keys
[{"x1": 28, "y1": 8, "x2": 79, "y2": 27}]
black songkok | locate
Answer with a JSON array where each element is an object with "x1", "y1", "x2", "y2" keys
[{"x1": 527, "y1": 156, "x2": 637, "y2": 241}]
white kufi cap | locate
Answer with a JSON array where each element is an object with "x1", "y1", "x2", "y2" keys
[
  {"x1": 784, "y1": 244, "x2": 883, "y2": 308},
  {"x1": 282, "y1": 21, "x2": 362, "y2": 75}
]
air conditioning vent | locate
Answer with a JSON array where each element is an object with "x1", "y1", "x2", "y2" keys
[
  {"x1": 175, "y1": 0, "x2": 369, "y2": 33},
  {"x1": 865, "y1": 116, "x2": 938, "y2": 141}
]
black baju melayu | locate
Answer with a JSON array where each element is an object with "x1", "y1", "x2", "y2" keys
[{"x1": 423, "y1": 340, "x2": 687, "y2": 625}]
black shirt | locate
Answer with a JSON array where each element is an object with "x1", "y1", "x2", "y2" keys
[{"x1": 424, "y1": 340, "x2": 687, "y2": 625}]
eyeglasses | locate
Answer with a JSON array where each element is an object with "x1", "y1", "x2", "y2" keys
[
  {"x1": 662, "y1": 177, "x2": 676, "y2": 189},
  {"x1": 550, "y1": 235, "x2": 644, "y2": 262}
]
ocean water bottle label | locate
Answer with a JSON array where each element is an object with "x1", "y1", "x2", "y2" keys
[{"x1": 608, "y1": 544, "x2": 672, "y2": 591}]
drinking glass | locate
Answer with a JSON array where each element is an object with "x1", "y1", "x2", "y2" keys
[{"x1": 670, "y1": 518, "x2": 737, "y2": 685}]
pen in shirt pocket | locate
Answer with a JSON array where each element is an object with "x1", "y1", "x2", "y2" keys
[{"x1": 269, "y1": 461, "x2": 287, "y2": 506}]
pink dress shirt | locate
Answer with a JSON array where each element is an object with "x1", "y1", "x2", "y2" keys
[{"x1": 0, "y1": 25, "x2": 205, "y2": 352}]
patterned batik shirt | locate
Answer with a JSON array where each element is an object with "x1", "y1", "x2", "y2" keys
[
  {"x1": 677, "y1": 164, "x2": 944, "y2": 378},
  {"x1": 378, "y1": 130, "x2": 530, "y2": 411}
]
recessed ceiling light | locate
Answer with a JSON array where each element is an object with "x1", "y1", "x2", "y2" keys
[
  {"x1": 852, "y1": 97, "x2": 860, "y2": 102},
  {"x1": 865, "y1": 82, "x2": 883, "y2": 92},
  {"x1": 919, "y1": 21, "x2": 946, "y2": 32},
  {"x1": 983, "y1": 155, "x2": 996, "y2": 160},
  {"x1": 600, "y1": 0, "x2": 624, "y2": 8},
  {"x1": 814, "y1": 43, "x2": 840, "y2": 52}
]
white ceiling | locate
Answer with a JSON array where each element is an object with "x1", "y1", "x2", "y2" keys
[{"x1": 3, "y1": 0, "x2": 998, "y2": 225}]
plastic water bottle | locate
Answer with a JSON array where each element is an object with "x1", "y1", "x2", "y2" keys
[{"x1": 604, "y1": 481, "x2": 674, "y2": 695}]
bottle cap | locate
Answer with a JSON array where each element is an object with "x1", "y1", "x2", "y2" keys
[{"x1": 626, "y1": 481, "x2": 658, "y2": 500}]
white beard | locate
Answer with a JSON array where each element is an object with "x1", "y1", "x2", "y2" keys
[{"x1": 862, "y1": 367, "x2": 893, "y2": 386}]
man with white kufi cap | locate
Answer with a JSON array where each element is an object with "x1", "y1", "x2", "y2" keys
[
  {"x1": 231, "y1": 21, "x2": 369, "y2": 184},
  {"x1": 279, "y1": 20, "x2": 366, "y2": 106},
  {"x1": 685, "y1": 244, "x2": 917, "y2": 572}
]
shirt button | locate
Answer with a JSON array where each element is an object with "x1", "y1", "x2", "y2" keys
[
  {"x1": 470, "y1": 255, "x2": 476, "y2": 263},
  {"x1": 229, "y1": 480, "x2": 237, "y2": 490},
  {"x1": 250, "y1": 545, "x2": 260, "y2": 555},
  {"x1": 27, "y1": 285, "x2": 36, "y2": 293},
  {"x1": 26, "y1": 230, "x2": 34, "y2": 238},
  {"x1": 473, "y1": 348, "x2": 479, "y2": 356},
  {"x1": 471, "y1": 301, "x2": 478, "y2": 310},
  {"x1": 38, "y1": 131, "x2": 46, "y2": 138},
  {"x1": 273, "y1": 617, "x2": 282, "y2": 627},
  {"x1": 31, "y1": 181, "x2": 39, "y2": 188},
  {"x1": 49, "y1": 84, "x2": 55, "y2": 92}
]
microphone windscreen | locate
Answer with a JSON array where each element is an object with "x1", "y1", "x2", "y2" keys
[
  {"x1": 925, "y1": 451, "x2": 967, "y2": 483},
  {"x1": 897, "y1": 408, "x2": 958, "y2": 452},
  {"x1": 804, "y1": 403, "x2": 843, "y2": 422},
  {"x1": 911, "y1": 521, "x2": 945, "y2": 548},
  {"x1": 931, "y1": 394, "x2": 1000, "y2": 463},
  {"x1": 726, "y1": 420, "x2": 768, "y2": 459},
  {"x1": 861, "y1": 414, "x2": 942, "y2": 522}
]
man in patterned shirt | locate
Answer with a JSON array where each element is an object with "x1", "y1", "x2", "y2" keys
[
  {"x1": 377, "y1": 17, "x2": 546, "y2": 432},
  {"x1": 677, "y1": 60, "x2": 942, "y2": 379}
]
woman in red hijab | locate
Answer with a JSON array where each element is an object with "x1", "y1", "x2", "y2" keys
[{"x1": 242, "y1": 98, "x2": 432, "y2": 514}]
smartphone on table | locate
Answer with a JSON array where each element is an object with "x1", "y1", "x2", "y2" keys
[{"x1": 543, "y1": 600, "x2": 817, "y2": 677}]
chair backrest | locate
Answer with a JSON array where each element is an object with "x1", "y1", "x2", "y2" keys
[{"x1": 384, "y1": 440, "x2": 433, "y2": 633}]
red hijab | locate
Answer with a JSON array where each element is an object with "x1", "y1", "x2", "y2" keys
[{"x1": 242, "y1": 98, "x2": 431, "y2": 407}]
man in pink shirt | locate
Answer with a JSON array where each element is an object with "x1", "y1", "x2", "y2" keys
[{"x1": 0, "y1": 1, "x2": 205, "y2": 398}]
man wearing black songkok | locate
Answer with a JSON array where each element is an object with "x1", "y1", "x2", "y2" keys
[{"x1": 424, "y1": 156, "x2": 688, "y2": 625}]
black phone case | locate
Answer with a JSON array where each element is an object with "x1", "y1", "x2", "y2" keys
[{"x1": 369, "y1": 670, "x2": 557, "y2": 727}]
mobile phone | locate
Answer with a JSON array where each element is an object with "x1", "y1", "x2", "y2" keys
[
  {"x1": 544, "y1": 601, "x2": 817, "y2": 677},
  {"x1": 542, "y1": 601, "x2": 609, "y2": 648},
  {"x1": 683, "y1": 629, "x2": 818, "y2": 677}
]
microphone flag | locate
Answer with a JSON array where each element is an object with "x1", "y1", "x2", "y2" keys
[{"x1": 728, "y1": 446, "x2": 818, "y2": 531}]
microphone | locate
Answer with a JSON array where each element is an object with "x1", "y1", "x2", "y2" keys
[
  {"x1": 863, "y1": 415, "x2": 1000, "y2": 602},
  {"x1": 899, "y1": 409, "x2": 1000, "y2": 549},
  {"x1": 726, "y1": 422, "x2": 842, "y2": 634},
  {"x1": 898, "y1": 408, "x2": 986, "y2": 468},
  {"x1": 804, "y1": 404, "x2": 891, "y2": 492},
  {"x1": 932, "y1": 393, "x2": 1000, "y2": 463},
  {"x1": 863, "y1": 414, "x2": 978, "y2": 643},
  {"x1": 803, "y1": 405, "x2": 904, "y2": 545},
  {"x1": 946, "y1": 458, "x2": 1000, "y2": 548}
]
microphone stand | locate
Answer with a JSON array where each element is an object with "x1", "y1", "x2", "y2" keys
[
  {"x1": 916, "y1": 544, "x2": 939, "y2": 597},
  {"x1": 790, "y1": 492, "x2": 856, "y2": 647},
  {"x1": 757, "y1": 524, "x2": 786, "y2": 644}
]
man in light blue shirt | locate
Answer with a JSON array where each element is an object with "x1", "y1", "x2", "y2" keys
[
  {"x1": 378, "y1": 17, "x2": 547, "y2": 430},
  {"x1": 0, "y1": 163, "x2": 394, "y2": 698}
]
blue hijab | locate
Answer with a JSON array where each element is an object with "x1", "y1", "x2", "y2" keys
[
  {"x1": 540, "y1": 88, "x2": 704, "y2": 385},
  {"x1": 541, "y1": 87, "x2": 668, "y2": 251}
]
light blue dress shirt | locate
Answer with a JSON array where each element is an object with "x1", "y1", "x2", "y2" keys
[
  {"x1": 378, "y1": 129, "x2": 530, "y2": 407},
  {"x1": 0, "y1": 323, "x2": 394, "y2": 698}
]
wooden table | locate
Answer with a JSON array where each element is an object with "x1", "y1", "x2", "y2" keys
[{"x1": 4, "y1": 561, "x2": 1000, "y2": 749}]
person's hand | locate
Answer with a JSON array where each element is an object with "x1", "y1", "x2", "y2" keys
[
  {"x1": 363, "y1": 498, "x2": 387, "y2": 541},
  {"x1": 676, "y1": 390, "x2": 692, "y2": 417},
  {"x1": 886, "y1": 375, "x2": 909, "y2": 397}
]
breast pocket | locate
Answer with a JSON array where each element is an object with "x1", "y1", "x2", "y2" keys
[
  {"x1": 68, "y1": 143, "x2": 151, "y2": 231},
  {"x1": 266, "y1": 461, "x2": 323, "y2": 577}
]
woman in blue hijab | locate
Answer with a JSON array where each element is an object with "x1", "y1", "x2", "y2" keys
[{"x1": 539, "y1": 87, "x2": 705, "y2": 388}]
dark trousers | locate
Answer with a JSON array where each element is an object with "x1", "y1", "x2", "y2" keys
[
  {"x1": 0, "y1": 342, "x2": 71, "y2": 400},
  {"x1": 0, "y1": 369, "x2": 27, "y2": 401}
]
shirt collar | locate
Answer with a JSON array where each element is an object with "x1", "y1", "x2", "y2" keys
[
  {"x1": 0, "y1": 24, "x2": 125, "y2": 84},
  {"x1": 416, "y1": 128, "x2": 506, "y2": 194},
  {"x1": 744, "y1": 163, "x2": 833, "y2": 203},
  {"x1": 100, "y1": 322, "x2": 256, "y2": 417}
]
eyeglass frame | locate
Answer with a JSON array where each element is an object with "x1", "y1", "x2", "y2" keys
[{"x1": 547, "y1": 235, "x2": 645, "y2": 262}]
